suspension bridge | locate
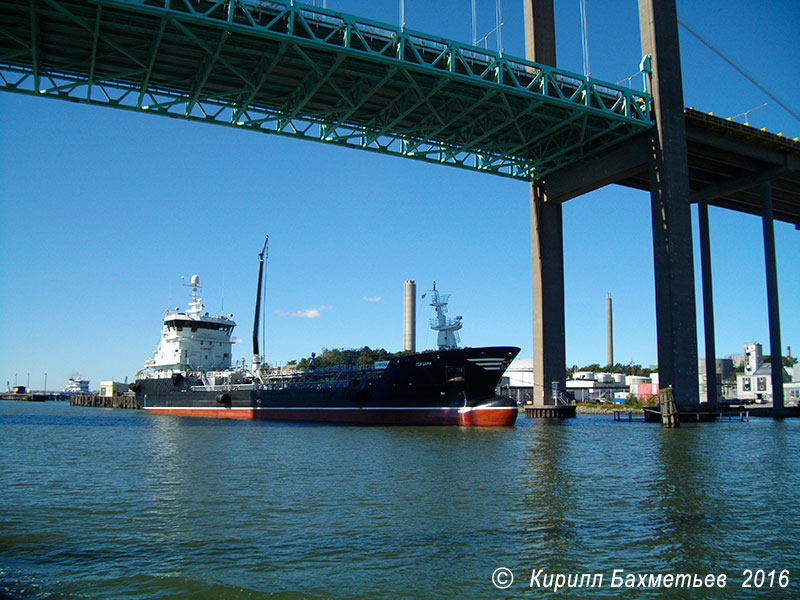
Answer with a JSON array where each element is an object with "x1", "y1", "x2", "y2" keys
[
  {"x1": 1, "y1": 0, "x2": 798, "y2": 421},
  {"x1": 0, "y1": 0, "x2": 650, "y2": 179}
]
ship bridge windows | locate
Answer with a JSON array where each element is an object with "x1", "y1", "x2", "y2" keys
[{"x1": 165, "y1": 319, "x2": 233, "y2": 334}]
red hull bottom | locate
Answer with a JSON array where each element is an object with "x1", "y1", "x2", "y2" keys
[{"x1": 144, "y1": 406, "x2": 517, "y2": 427}]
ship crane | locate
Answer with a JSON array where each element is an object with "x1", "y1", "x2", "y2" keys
[{"x1": 252, "y1": 235, "x2": 269, "y2": 371}]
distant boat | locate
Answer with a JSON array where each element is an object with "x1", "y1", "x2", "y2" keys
[
  {"x1": 132, "y1": 237, "x2": 519, "y2": 426},
  {"x1": 62, "y1": 376, "x2": 90, "y2": 394}
]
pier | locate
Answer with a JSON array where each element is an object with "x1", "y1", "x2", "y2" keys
[
  {"x1": 68, "y1": 394, "x2": 140, "y2": 410},
  {"x1": 1, "y1": 391, "x2": 50, "y2": 402},
  {"x1": 524, "y1": 404, "x2": 576, "y2": 419}
]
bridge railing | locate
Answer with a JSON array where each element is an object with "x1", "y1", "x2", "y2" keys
[{"x1": 144, "y1": 0, "x2": 651, "y2": 123}]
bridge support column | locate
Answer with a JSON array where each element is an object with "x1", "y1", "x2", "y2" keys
[
  {"x1": 697, "y1": 198, "x2": 718, "y2": 410},
  {"x1": 639, "y1": 0, "x2": 699, "y2": 409},
  {"x1": 530, "y1": 181, "x2": 566, "y2": 407},
  {"x1": 523, "y1": 0, "x2": 555, "y2": 66},
  {"x1": 524, "y1": 0, "x2": 569, "y2": 414},
  {"x1": 761, "y1": 181, "x2": 785, "y2": 413}
]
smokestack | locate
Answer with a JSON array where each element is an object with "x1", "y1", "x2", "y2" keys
[
  {"x1": 606, "y1": 293, "x2": 613, "y2": 366},
  {"x1": 403, "y1": 280, "x2": 416, "y2": 352}
]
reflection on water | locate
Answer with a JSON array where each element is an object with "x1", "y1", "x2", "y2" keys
[
  {"x1": 519, "y1": 423, "x2": 580, "y2": 572},
  {"x1": 1, "y1": 401, "x2": 798, "y2": 599}
]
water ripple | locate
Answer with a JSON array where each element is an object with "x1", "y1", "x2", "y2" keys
[{"x1": 1, "y1": 401, "x2": 799, "y2": 598}]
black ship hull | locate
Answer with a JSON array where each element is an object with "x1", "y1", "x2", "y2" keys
[{"x1": 135, "y1": 346, "x2": 520, "y2": 426}]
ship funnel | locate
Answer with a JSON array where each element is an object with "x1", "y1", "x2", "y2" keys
[{"x1": 403, "y1": 280, "x2": 416, "y2": 352}]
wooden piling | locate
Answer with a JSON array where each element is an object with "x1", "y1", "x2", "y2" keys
[
  {"x1": 614, "y1": 410, "x2": 634, "y2": 422},
  {"x1": 68, "y1": 394, "x2": 140, "y2": 409},
  {"x1": 524, "y1": 404, "x2": 576, "y2": 418},
  {"x1": 659, "y1": 387, "x2": 680, "y2": 428}
]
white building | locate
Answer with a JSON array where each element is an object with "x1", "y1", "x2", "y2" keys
[
  {"x1": 499, "y1": 358, "x2": 534, "y2": 404},
  {"x1": 788, "y1": 362, "x2": 800, "y2": 406},
  {"x1": 735, "y1": 343, "x2": 792, "y2": 404},
  {"x1": 567, "y1": 371, "x2": 628, "y2": 403},
  {"x1": 500, "y1": 360, "x2": 658, "y2": 404},
  {"x1": 501, "y1": 345, "x2": 799, "y2": 406}
]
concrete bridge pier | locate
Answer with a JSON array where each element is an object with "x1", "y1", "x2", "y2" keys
[
  {"x1": 525, "y1": 0, "x2": 572, "y2": 416},
  {"x1": 638, "y1": 0, "x2": 700, "y2": 410},
  {"x1": 761, "y1": 181, "x2": 785, "y2": 413},
  {"x1": 529, "y1": 180, "x2": 568, "y2": 410},
  {"x1": 524, "y1": 0, "x2": 704, "y2": 414},
  {"x1": 697, "y1": 197, "x2": 719, "y2": 410},
  {"x1": 696, "y1": 178, "x2": 788, "y2": 415}
]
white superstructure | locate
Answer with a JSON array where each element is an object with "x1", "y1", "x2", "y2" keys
[
  {"x1": 63, "y1": 375, "x2": 90, "y2": 394},
  {"x1": 140, "y1": 275, "x2": 236, "y2": 374}
]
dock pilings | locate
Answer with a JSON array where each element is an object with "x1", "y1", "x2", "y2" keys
[{"x1": 68, "y1": 394, "x2": 140, "y2": 409}]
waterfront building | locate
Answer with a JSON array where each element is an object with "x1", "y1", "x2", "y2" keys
[
  {"x1": 498, "y1": 358, "x2": 534, "y2": 405},
  {"x1": 99, "y1": 381, "x2": 132, "y2": 398},
  {"x1": 567, "y1": 371, "x2": 628, "y2": 403},
  {"x1": 501, "y1": 344, "x2": 798, "y2": 406},
  {"x1": 499, "y1": 360, "x2": 656, "y2": 405},
  {"x1": 734, "y1": 343, "x2": 793, "y2": 404}
]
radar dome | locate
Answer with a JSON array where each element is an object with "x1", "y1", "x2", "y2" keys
[{"x1": 190, "y1": 274, "x2": 200, "y2": 286}]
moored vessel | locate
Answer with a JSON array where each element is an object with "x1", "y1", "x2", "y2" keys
[
  {"x1": 132, "y1": 237, "x2": 520, "y2": 426},
  {"x1": 62, "y1": 375, "x2": 90, "y2": 395}
]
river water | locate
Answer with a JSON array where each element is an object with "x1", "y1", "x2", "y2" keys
[{"x1": 1, "y1": 400, "x2": 798, "y2": 599}]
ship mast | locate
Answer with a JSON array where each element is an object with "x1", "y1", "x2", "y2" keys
[
  {"x1": 429, "y1": 282, "x2": 462, "y2": 350},
  {"x1": 184, "y1": 274, "x2": 203, "y2": 315},
  {"x1": 252, "y1": 235, "x2": 269, "y2": 367}
]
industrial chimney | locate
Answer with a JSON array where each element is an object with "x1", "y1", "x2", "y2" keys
[
  {"x1": 606, "y1": 293, "x2": 614, "y2": 367},
  {"x1": 403, "y1": 280, "x2": 416, "y2": 352}
]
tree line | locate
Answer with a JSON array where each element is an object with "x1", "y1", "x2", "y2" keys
[
  {"x1": 566, "y1": 363, "x2": 655, "y2": 378},
  {"x1": 291, "y1": 346, "x2": 413, "y2": 369}
]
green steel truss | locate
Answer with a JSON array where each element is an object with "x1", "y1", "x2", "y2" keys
[{"x1": 0, "y1": 0, "x2": 652, "y2": 179}]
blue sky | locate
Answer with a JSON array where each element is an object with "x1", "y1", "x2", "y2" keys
[{"x1": 1, "y1": 0, "x2": 798, "y2": 390}]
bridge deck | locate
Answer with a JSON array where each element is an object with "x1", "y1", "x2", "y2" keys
[
  {"x1": 0, "y1": 0, "x2": 650, "y2": 179},
  {"x1": 543, "y1": 108, "x2": 800, "y2": 226},
  {"x1": 622, "y1": 110, "x2": 800, "y2": 226}
]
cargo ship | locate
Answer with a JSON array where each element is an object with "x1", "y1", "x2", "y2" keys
[{"x1": 132, "y1": 237, "x2": 520, "y2": 426}]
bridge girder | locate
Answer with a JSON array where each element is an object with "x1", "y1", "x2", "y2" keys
[{"x1": 0, "y1": 0, "x2": 652, "y2": 179}]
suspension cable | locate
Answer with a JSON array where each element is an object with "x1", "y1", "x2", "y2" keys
[
  {"x1": 678, "y1": 19, "x2": 800, "y2": 124},
  {"x1": 580, "y1": 0, "x2": 590, "y2": 78}
]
